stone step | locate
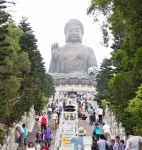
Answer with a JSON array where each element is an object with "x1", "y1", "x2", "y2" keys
[
  {"x1": 62, "y1": 128, "x2": 76, "y2": 131},
  {"x1": 62, "y1": 126, "x2": 75, "y2": 129},
  {"x1": 60, "y1": 143, "x2": 73, "y2": 147},
  {"x1": 61, "y1": 132, "x2": 74, "y2": 135},
  {"x1": 59, "y1": 146, "x2": 73, "y2": 150},
  {"x1": 61, "y1": 136, "x2": 74, "y2": 139}
]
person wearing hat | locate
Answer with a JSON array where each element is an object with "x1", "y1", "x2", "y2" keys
[{"x1": 71, "y1": 127, "x2": 86, "y2": 150}]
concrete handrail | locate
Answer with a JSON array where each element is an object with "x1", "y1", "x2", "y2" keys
[{"x1": 1, "y1": 106, "x2": 35, "y2": 150}]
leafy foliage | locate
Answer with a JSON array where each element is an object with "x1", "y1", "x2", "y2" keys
[
  {"x1": 0, "y1": 0, "x2": 14, "y2": 25},
  {"x1": 0, "y1": 125, "x2": 5, "y2": 145},
  {"x1": 0, "y1": 4, "x2": 55, "y2": 129},
  {"x1": 0, "y1": 1, "x2": 55, "y2": 145},
  {"x1": 127, "y1": 84, "x2": 142, "y2": 135},
  {"x1": 88, "y1": 0, "x2": 142, "y2": 133},
  {"x1": 18, "y1": 17, "x2": 55, "y2": 113},
  {"x1": 95, "y1": 58, "x2": 114, "y2": 101},
  {"x1": 0, "y1": 23, "x2": 30, "y2": 124}
]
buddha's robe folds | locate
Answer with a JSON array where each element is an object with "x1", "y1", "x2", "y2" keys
[{"x1": 49, "y1": 43, "x2": 97, "y2": 79}]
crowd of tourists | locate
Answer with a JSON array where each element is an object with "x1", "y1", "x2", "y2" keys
[
  {"x1": 15, "y1": 92, "x2": 142, "y2": 150},
  {"x1": 73, "y1": 93, "x2": 142, "y2": 150},
  {"x1": 16, "y1": 98, "x2": 67, "y2": 150},
  {"x1": 91, "y1": 129, "x2": 142, "y2": 150}
]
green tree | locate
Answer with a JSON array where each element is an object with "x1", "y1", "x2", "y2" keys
[
  {"x1": 87, "y1": 0, "x2": 142, "y2": 132},
  {"x1": 44, "y1": 73, "x2": 55, "y2": 97},
  {"x1": 127, "y1": 84, "x2": 142, "y2": 135},
  {"x1": 0, "y1": 0, "x2": 14, "y2": 25},
  {"x1": 19, "y1": 17, "x2": 55, "y2": 113},
  {"x1": 0, "y1": 23, "x2": 31, "y2": 125},
  {"x1": 0, "y1": 2, "x2": 55, "y2": 143},
  {"x1": 95, "y1": 58, "x2": 114, "y2": 101}
]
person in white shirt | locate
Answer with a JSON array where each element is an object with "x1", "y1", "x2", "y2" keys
[
  {"x1": 125, "y1": 131, "x2": 142, "y2": 150},
  {"x1": 97, "y1": 106, "x2": 103, "y2": 123},
  {"x1": 16, "y1": 123, "x2": 24, "y2": 146},
  {"x1": 51, "y1": 111, "x2": 58, "y2": 130},
  {"x1": 97, "y1": 134, "x2": 107, "y2": 150},
  {"x1": 102, "y1": 122, "x2": 111, "y2": 141},
  {"x1": 47, "y1": 107, "x2": 52, "y2": 120},
  {"x1": 59, "y1": 99, "x2": 63, "y2": 110},
  {"x1": 88, "y1": 106, "x2": 94, "y2": 125}
]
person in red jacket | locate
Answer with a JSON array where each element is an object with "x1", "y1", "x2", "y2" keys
[
  {"x1": 41, "y1": 113, "x2": 47, "y2": 131},
  {"x1": 40, "y1": 142, "x2": 49, "y2": 150}
]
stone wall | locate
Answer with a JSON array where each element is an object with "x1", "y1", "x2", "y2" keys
[
  {"x1": 104, "y1": 105, "x2": 125, "y2": 140},
  {"x1": 0, "y1": 106, "x2": 35, "y2": 150}
]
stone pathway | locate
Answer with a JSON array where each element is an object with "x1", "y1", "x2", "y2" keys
[
  {"x1": 78, "y1": 100, "x2": 98, "y2": 136},
  {"x1": 78, "y1": 115, "x2": 93, "y2": 136}
]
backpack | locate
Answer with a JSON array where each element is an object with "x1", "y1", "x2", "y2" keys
[
  {"x1": 41, "y1": 116, "x2": 47, "y2": 125},
  {"x1": 94, "y1": 126, "x2": 100, "y2": 135},
  {"x1": 106, "y1": 142, "x2": 109, "y2": 150}
]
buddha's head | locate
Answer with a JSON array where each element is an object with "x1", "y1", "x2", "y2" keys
[{"x1": 64, "y1": 19, "x2": 84, "y2": 43}]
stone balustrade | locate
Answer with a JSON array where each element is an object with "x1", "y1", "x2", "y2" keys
[
  {"x1": 105, "y1": 105, "x2": 125, "y2": 140},
  {"x1": 55, "y1": 84, "x2": 96, "y2": 92},
  {"x1": 1, "y1": 106, "x2": 35, "y2": 150}
]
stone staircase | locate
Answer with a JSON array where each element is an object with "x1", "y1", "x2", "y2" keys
[
  {"x1": 17, "y1": 99, "x2": 96, "y2": 150},
  {"x1": 53, "y1": 114, "x2": 77, "y2": 149},
  {"x1": 52, "y1": 100, "x2": 94, "y2": 150}
]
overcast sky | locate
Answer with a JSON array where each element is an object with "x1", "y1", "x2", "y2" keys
[{"x1": 12, "y1": 0, "x2": 112, "y2": 71}]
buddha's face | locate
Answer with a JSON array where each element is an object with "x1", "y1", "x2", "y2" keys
[{"x1": 65, "y1": 25, "x2": 83, "y2": 43}]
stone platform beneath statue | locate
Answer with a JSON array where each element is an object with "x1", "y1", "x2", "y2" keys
[
  {"x1": 55, "y1": 84, "x2": 96, "y2": 93},
  {"x1": 54, "y1": 78, "x2": 97, "y2": 87},
  {"x1": 49, "y1": 72, "x2": 97, "y2": 87}
]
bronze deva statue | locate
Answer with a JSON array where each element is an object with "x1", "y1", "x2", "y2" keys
[{"x1": 48, "y1": 19, "x2": 98, "y2": 86}]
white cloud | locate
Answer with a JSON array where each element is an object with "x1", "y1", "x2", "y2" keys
[{"x1": 12, "y1": 0, "x2": 112, "y2": 71}]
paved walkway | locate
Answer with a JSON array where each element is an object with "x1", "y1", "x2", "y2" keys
[
  {"x1": 78, "y1": 100, "x2": 98, "y2": 136},
  {"x1": 78, "y1": 115, "x2": 93, "y2": 136}
]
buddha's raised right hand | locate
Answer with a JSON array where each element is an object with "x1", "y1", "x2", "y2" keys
[{"x1": 51, "y1": 43, "x2": 59, "y2": 51}]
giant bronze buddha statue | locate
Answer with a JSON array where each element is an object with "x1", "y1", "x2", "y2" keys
[{"x1": 48, "y1": 19, "x2": 98, "y2": 86}]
